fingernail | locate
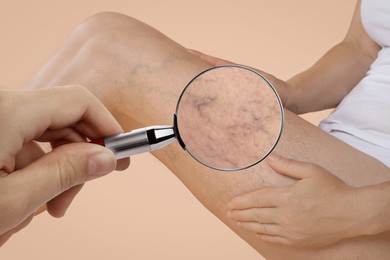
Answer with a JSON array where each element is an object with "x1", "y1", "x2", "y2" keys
[{"x1": 88, "y1": 151, "x2": 116, "y2": 176}]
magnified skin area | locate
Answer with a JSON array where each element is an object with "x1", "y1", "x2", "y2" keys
[{"x1": 177, "y1": 66, "x2": 282, "y2": 170}]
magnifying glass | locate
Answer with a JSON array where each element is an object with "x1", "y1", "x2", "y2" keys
[{"x1": 93, "y1": 65, "x2": 284, "y2": 171}]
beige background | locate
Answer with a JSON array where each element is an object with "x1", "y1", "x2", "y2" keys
[{"x1": 0, "y1": 1, "x2": 356, "y2": 259}]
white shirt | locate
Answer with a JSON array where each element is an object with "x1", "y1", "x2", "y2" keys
[{"x1": 319, "y1": 0, "x2": 390, "y2": 164}]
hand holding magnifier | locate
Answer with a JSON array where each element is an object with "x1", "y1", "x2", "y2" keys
[{"x1": 93, "y1": 65, "x2": 283, "y2": 171}]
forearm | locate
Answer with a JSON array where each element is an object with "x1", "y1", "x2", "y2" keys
[
  {"x1": 287, "y1": 41, "x2": 373, "y2": 113},
  {"x1": 286, "y1": 0, "x2": 380, "y2": 114}
]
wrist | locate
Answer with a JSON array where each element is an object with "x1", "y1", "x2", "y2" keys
[
  {"x1": 283, "y1": 78, "x2": 301, "y2": 113},
  {"x1": 352, "y1": 182, "x2": 390, "y2": 236}
]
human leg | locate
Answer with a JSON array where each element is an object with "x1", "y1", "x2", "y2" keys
[{"x1": 26, "y1": 12, "x2": 390, "y2": 259}]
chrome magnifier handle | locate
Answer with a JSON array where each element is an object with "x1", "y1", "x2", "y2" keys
[{"x1": 92, "y1": 126, "x2": 176, "y2": 159}]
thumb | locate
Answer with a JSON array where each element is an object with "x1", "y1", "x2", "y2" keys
[
  {"x1": 7, "y1": 143, "x2": 116, "y2": 220},
  {"x1": 267, "y1": 154, "x2": 314, "y2": 180}
]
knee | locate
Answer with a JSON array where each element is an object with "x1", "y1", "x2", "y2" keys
[
  {"x1": 67, "y1": 12, "x2": 148, "y2": 61},
  {"x1": 72, "y1": 12, "x2": 139, "y2": 40},
  {"x1": 72, "y1": 12, "x2": 172, "y2": 63}
]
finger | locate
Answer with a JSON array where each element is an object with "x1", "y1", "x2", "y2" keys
[
  {"x1": 38, "y1": 127, "x2": 87, "y2": 144},
  {"x1": 267, "y1": 154, "x2": 316, "y2": 179},
  {"x1": 13, "y1": 142, "x2": 46, "y2": 217},
  {"x1": 14, "y1": 142, "x2": 45, "y2": 170},
  {"x1": 40, "y1": 127, "x2": 130, "y2": 170},
  {"x1": 0, "y1": 86, "x2": 123, "y2": 171},
  {"x1": 228, "y1": 189, "x2": 279, "y2": 210},
  {"x1": 0, "y1": 214, "x2": 34, "y2": 247},
  {"x1": 0, "y1": 232, "x2": 13, "y2": 247},
  {"x1": 115, "y1": 158, "x2": 131, "y2": 171},
  {"x1": 227, "y1": 208, "x2": 276, "y2": 224},
  {"x1": 14, "y1": 143, "x2": 128, "y2": 220},
  {"x1": 256, "y1": 234, "x2": 292, "y2": 246},
  {"x1": 34, "y1": 204, "x2": 47, "y2": 216},
  {"x1": 236, "y1": 222, "x2": 282, "y2": 237},
  {"x1": 46, "y1": 156, "x2": 130, "y2": 218},
  {"x1": 0, "y1": 143, "x2": 116, "y2": 231},
  {"x1": 46, "y1": 184, "x2": 84, "y2": 218},
  {"x1": 29, "y1": 86, "x2": 122, "y2": 138},
  {"x1": 187, "y1": 49, "x2": 235, "y2": 66},
  {"x1": 41, "y1": 128, "x2": 130, "y2": 170}
]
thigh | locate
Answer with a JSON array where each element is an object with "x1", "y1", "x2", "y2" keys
[
  {"x1": 25, "y1": 13, "x2": 390, "y2": 259},
  {"x1": 162, "y1": 109, "x2": 390, "y2": 259}
]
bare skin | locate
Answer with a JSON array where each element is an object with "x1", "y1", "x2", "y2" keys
[
  {"x1": 228, "y1": 154, "x2": 390, "y2": 248},
  {"x1": 177, "y1": 66, "x2": 282, "y2": 170},
  {"x1": 25, "y1": 12, "x2": 390, "y2": 259},
  {"x1": 0, "y1": 86, "x2": 126, "y2": 246}
]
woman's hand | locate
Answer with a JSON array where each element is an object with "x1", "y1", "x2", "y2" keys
[
  {"x1": 227, "y1": 154, "x2": 371, "y2": 248},
  {"x1": 0, "y1": 86, "x2": 129, "y2": 246}
]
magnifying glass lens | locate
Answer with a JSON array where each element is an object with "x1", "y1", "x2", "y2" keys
[{"x1": 175, "y1": 66, "x2": 283, "y2": 171}]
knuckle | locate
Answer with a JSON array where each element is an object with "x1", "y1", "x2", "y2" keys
[
  {"x1": 67, "y1": 85, "x2": 89, "y2": 97},
  {"x1": 284, "y1": 228, "x2": 309, "y2": 247},
  {"x1": 247, "y1": 210, "x2": 256, "y2": 221},
  {"x1": 0, "y1": 154, "x2": 16, "y2": 173},
  {"x1": 65, "y1": 85, "x2": 94, "y2": 106},
  {"x1": 262, "y1": 224, "x2": 269, "y2": 234},
  {"x1": 255, "y1": 195, "x2": 263, "y2": 207},
  {"x1": 52, "y1": 152, "x2": 85, "y2": 192}
]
